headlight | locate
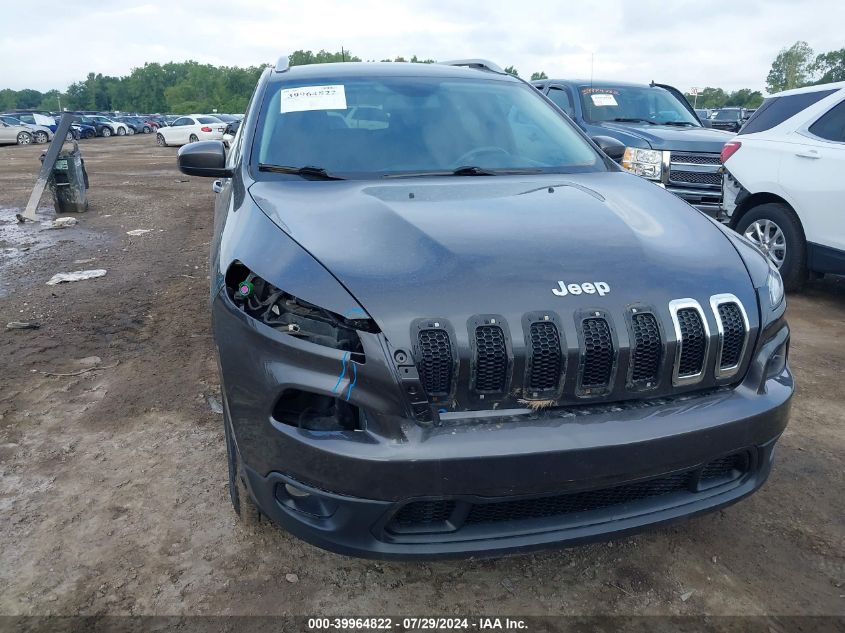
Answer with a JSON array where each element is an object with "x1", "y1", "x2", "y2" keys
[
  {"x1": 227, "y1": 263, "x2": 378, "y2": 358},
  {"x1": 621, "y1": 147, "x2": 663, "y2": 180},
  {"x1": 766, "y1": 260, "x2": 785, "y2": 308}
]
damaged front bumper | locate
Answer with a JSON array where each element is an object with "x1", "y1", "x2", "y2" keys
[{"x1": 213, "y1": 289, "x2": 793, "y2": 559}]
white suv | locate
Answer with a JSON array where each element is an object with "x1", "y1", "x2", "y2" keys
[{"x1": 721, "y1": 82, "x2": 845, "y2": 290}]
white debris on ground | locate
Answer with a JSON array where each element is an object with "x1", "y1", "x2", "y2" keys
[
  {"x1": 42, "y1": 217, "x2": 78, "y2": 230},
  {"x1": 126, "y1": 229, "x2": 152, "y2": 236},
  {"x1": 6, "y1": 321, "x2": 41, "y2": 330},
  {"x1": 46, "y1": 269, "x2": 107, "y2": 285},
  {"x1": 207, "y1": 395, "x2": 223, "y2": 415}
]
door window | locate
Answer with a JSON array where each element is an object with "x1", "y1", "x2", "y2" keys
[
  {"x1": 808, "y1": 99, "x2": 845, "y2": 143},
  {"x1": 547, "y1": 87, "x2": 575, "y2": 117},
  {"x1": 740, "y1": 90, "x2": 836, "y2": 135}
]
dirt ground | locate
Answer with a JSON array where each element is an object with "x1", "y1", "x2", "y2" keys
[{"x1": 0, "y1": 135, "x2": 842, "y2": 618}]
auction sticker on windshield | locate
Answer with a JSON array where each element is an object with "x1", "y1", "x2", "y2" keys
[
  {"x1": 590, "y1": 94, "x2": 618, "y2": 107},
  {"x1": 281, "y1": 85, "x2": 347, "y2": 113}
]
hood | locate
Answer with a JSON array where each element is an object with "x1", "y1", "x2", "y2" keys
[
  {"x1": 250, "y1": 172, "x2": 755, "y2": 348},
  {"x1": 591, "y1": 121, "x2": 733, "y2": 152}
]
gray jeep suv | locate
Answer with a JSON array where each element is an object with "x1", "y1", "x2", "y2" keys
[{"x1": 176, "y1": 58, "x2": 792, "y2": 559}]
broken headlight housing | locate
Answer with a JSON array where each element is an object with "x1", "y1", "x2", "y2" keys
[
  {"x1": 621, "y1": 147, "x2": 663, "y2": 180},
  {"x1": 226, "y1": 262, "x2": 378, "y2": 357}
]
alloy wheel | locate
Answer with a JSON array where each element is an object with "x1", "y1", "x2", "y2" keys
[
  {"x1": 744, "y1": 219, "x2": 786, "y2": 269},
  {"x1": 17, "y1": 132, "x2": 32, "y2": 145}
]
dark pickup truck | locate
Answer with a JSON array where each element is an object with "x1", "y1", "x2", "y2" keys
[{"x1": 532, "y1": 79, "x2": 734, "y2": 216}]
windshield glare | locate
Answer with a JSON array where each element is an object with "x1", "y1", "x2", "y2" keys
[
  {"x1": 578, "y1": 85, "x2": 700, "y2": 126},
  {"x1": 256, "y1": 77, "x2": 602, "y2": 177}
]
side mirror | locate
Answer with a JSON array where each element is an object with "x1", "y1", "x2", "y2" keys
[
  {"x1": 177, "y1": 140, "x2": 232, "y2": 178},
  {"x1": 591, "y1": 135, "x2": 626, "y2": 162}
]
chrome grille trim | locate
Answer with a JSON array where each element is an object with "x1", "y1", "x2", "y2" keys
[
  {"x1": 668, "y1": 299, "x2": 711, "y2": 386},
  {"x1": 709, "y1": 294, "x2": 750, "y2": 379}
]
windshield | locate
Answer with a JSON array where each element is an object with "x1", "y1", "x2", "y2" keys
[
  {"x1": 578, "y1": 85, "x2": 700, "y2": 126},
  {"x1": 255, "y1": 76, "x2": 603, "y2": 178}
]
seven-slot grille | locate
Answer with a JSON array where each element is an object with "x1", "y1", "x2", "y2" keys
[
  {"x1": 417, "y1": 328, "x2": 453, "y2": 397},
  {"x1": 630, "y1": 312, "x2": 661, "y2": 384},
  {"x1": 676, "y1": 308, "x2": 707, "y2": 377},
  {"x1": 474, "y1": 325, "x2": 508, "y2": 392},
  {"x1": 413, "y1": 296, "x2": 749, "y2": 403},
  {"x1": 527, "y1": 321, "x2": 563, "y2": 392},
  {"x1": 580, "y1": 317, "x2": 614, "y2": 390}
]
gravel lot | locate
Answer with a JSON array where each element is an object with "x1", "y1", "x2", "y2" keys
[{"x1": 0, "y1": 136, "x2": 843, "y2": 617}]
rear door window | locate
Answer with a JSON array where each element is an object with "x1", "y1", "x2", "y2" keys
[
  {"x1": 739, "y1": 90, "x2": 837, "y2": 135},
  {"x1": 808, "y1": 99, "x2": 845, "y2": 143}
]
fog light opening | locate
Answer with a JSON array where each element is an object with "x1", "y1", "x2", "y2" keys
[{"x1": 272, "y1": 389, "x2": 364, "y2": 431}]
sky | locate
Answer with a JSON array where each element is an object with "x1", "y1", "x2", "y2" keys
[{"x1": 1, "y1": 0, "x2": 842, "y2": 94}]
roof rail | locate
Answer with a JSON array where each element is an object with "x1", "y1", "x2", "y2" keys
[
  {"x1": 440, "y1": 59, "x2": 504, "y2": 74},
  {"x1": 275, "y1": 55, "x2": 290, "y2": 73}
]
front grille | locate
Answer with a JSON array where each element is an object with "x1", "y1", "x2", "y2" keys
[
  {"x1": 417, "y1": 329, "x2": 453, "y2": 397},
  {"x1": 671, "y1": 152, "x2": 721, "y2": 165},
  {"x1": 717, "y1": 303, "x2": 745, "y2": 369},
  {"x1": 386, "y1": 452, "x2": 750, "y2": 534},
  {"x1": 676, "y1": 308, "x2": 707, "y2": 377},
  {"x1": 700, "y1": 452, "x2": 748, "y2": 481},
  {"x1": 630, "y1": 312, "x2": 661, "y2": 384},
  {"x1": 669, "y1": 170, "x2": 722, "y2": 186},
  {"x1": 391, "y1": 500, "x2": 456, "y2": 530},
  {"x1": 528, "y1": 321, "x2": 563, "y2": 391},
  {"x1": 474, "y1": 325, "x2": 508, "y2": 392},
  {"x1": 580, "y1": 318, "x2": 614, "y2": 389}
]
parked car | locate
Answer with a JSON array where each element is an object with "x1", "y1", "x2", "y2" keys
[
  {"x1": 116, "y1": 116, "x2": 149, "y2": 134},
  {"x1": 0, "y1": 114, "x2": 53, "y2": 143},
  {"x1": 72, "y1": 121, "x2": 98, "y2": 139},
  {"x1": 87, "y1": 115, "x2": 130, "y2": 136},
  {"x1": 532, "y1": 79, "x2": 734, "y2": 215},
  {"x1": 222, "y1": 120, "x2": 240, "y2": 147},
  {"x1": 721, "y1": 81, "x2": 845, "y2": 290},
  {"x1": 176, "y1": 58, "x2": 793, "y2": 559},
  {"x1": 694, "y1": 108, "x2": 713, "y2": 128},
  {"x1": 155, "y1": 115, "x2": 225, "y2": 147},
  {"x1": 5, "y1": 111, "x2": 57, "y2": 132},
  {"x1": 708, "y1": 108, "x2": 746, "y2": 133},
  {"x1": 0, "y1": 120, "x2": 34, "y2": 145}
]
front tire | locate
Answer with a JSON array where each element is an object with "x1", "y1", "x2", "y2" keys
[
  {"x1": 101, "y1": 127, "x2": 112, "y2": 138},
  {"x1": 143, "y1": 126, "x2": 151, "y2": 134},
  {"x1": 34, "y1": 131, "x2": 49, "y2": 143},
  {"x1": 127, "y1": 127, "x2": 135, "y2": 135},
  {"x1": 156, "y1": 133, "x2": 167, "y2": 147},
  {"x1": 736, "y1": 202, "x2": 807, "y2": 291},
  {"x1": 16, "y1": 131, "x2": 32, "y2": 145},
  {"x1": 116, "y1": 126, "x2": 126, "y2": 136},
  {"x1": 224, "y1": 415, "x2": 261, "y2": 528}
]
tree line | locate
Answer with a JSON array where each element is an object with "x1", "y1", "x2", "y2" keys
[{"x1": 1, "y1": 42, "x2": 842, "y2": 114}]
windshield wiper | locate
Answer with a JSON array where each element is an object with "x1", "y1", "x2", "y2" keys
[
  {"x1": 662, "y1": 121, "x2": 698, "y2": 127},
  {"x1": 383, "y1": 166, "x2": 543, "y2": 178},
  {"x1": 258, "y1": 164, "x2": 345, "y2": 180},
  {"x1": 610, "y1": 117, "x2": 657, "y2": 125}
]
